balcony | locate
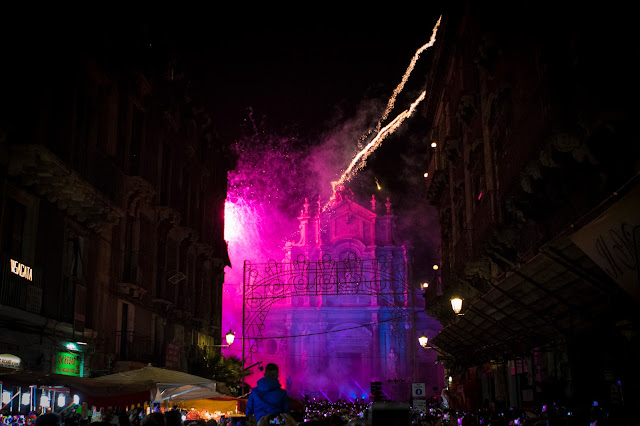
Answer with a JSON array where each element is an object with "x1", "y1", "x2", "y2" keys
[
  {"x1": 7, "y1": 144, "x2": 124, "y2": 231},
  {"x1": 58, "y1": 276, "x2": 87, "y2": 331},
  {"x1": 116, "y1": 331, "x2": 162, "y2": 365},
  {"x1": 116, "y1": 282, "x2": 147, "y2": 301}
]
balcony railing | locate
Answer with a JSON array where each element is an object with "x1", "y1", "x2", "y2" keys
[
  {"x1": 115, "y1": 331, "x2": 162, "y2": 364},
  {"x1": 0, "y1": 254, "x2": 43, "y2": 314},
  {"x1": 58, "y1": 276, "x2": 87, "y2": 328}
]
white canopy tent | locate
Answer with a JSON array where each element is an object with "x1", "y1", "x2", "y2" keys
[{"x1": 94, "y1": 364, "x2": 224, "y2": 402}]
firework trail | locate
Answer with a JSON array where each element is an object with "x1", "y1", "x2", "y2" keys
[
  {"x1": 357, "y1": 16, "x2": 442, "y2": 144},
  {"x1": 376, "y1": 15, "x2": 441, "y2": 132},
  {"x1": 329, "y1": 91, "x2": 426, "y2": 199},
  {"x1": 326, "y1": 16, "x2": 442, "y2": 210}
]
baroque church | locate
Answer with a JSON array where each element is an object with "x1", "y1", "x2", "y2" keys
[{"x1": 242, "y1": 187, "x2": 443, "y2": 401}]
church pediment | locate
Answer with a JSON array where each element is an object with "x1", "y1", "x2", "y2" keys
[
  {"x1": 331, "y1": 199, "x2": 377, "y2": 221},
  {"x1": 327, "y1": 200, "x2": 377, "y2": 245}
]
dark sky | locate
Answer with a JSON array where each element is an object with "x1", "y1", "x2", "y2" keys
[
  {"x1": 157, "y1": 11, "x2": 446, "y2": 142},
  {"x1": 179, "y1": 12, "x2": 446, "y2": 277},
  {"x1": 1, "y1": 10, "x2": 445, "y2": 278},
  {"x1": 206, "y1": 23, "x2": 436, "y2": 141},
  {"x1": 2, "y1": 8, "x2": 443, "y2": 140}
]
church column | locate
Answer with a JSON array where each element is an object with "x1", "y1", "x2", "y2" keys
[
  {"x1": 313, "y1": 195, "x2": 322, "y2": 246},
  {"x1": 372, "y1": 311, "x2": 383, "y2": 381},
  {"x1": 285, "y1": 312, "x2": 295, "y2": 391},
  {"x1": 297, "y1": 198, "x2": 311, "y2": 245},
  {"x1": 317, "y1": 313, "x2": 329, "y2": 393}
]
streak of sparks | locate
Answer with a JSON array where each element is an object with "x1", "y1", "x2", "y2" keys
[
  {"x1": 326, "y1": 91, "x2": 426, "y2": 210},
  {"x1": 375, "y1": 15, "x2": 441, "y2": 132},
  {"x1": 325, "y1": 16, "x2": 442, "y2": 211},
  {"x1": 375, "y1": 177, "x2": 382, "y2": 191},
  {"x1": 357, "y1": 15, "x2": 442, "y2": 146}
]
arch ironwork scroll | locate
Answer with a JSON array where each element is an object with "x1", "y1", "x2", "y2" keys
[{"x1": 242, "y1": 253, "x2": 412, "y2": 365}]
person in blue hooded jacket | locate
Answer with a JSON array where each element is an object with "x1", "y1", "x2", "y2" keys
[{"x1": 246, "y1": 363, "x2": 290, "y2": 422}]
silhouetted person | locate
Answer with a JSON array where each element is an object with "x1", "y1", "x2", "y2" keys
[
  {"x1": 246, "y1": 363, "x2": 290, "y2": 423},
  {"x1": 164, "y1": 410, "x2": 182, "y2": 426},
  {"x1": 118, "y1": 414, "x2": 131, "y2": 426},
  {"x1": 141, "y1": 412, "x2": 165, "y2": 426},
  {"x1": 36, "y1": 414, "x2": 60, "y2": 426}
]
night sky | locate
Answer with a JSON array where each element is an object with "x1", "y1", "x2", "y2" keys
[
  {"x1": 3, "y1": 9, "x2": 444, "y2": 159},
  {"x1": 1, "y1": 9, "x2": 446, "y2": 279},
  {"x1": 160, "y1": 11, "x2": 446, "y2": 142},
  {"x1": 171, "y1": 11, "x2": 446, "y2": 275}
]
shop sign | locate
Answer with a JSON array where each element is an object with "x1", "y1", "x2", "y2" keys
[
  {"x1": 55, "y1": 351, "x2": 83, "y2": 377},
  {"x1": 9, "y1": 259, "x2": 33, "y2": 281},
  {"x1": 0, "y1": 353, "x2": 22, "y2": 369}
]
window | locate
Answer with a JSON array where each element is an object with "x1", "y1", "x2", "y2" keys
[
  {"x1": 123, "y1": 217, "x2": 138, "y2": 283},
  {"x1": 116, "y1": 300, "x2": 135, "y2": 359},
  {"x1": 2, "y1": 197, "x2": 26, "y2": 259},
  {"x1": 98, "y1": 85, "x2": 118, "y2": 157},
  {"x1": 130, "y1": 107, "x2": 144, "y2": 175},
  {"x1": 66, "y1": 235, "x2": 85, "y2": 279}
]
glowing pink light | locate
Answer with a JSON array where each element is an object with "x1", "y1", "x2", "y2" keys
[
  {"x1": 224, "y1": 201, "x2": 243, "y2": 243},
  {"x1": 477, "y1": 192, "x2": 483, "y2": 200}
]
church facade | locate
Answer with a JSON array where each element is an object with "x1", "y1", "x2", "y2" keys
[{"x1": 242, "y1": 187, "x2": 443, "y2": 401}]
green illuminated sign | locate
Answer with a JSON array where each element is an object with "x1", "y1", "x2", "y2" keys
[{"x1": 55, "y1": 351, "x2": 83, "y2": 377}]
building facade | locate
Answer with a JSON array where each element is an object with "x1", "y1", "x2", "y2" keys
[
  {"x1": 243, "y1": 187, "x2": 443, "y2": 401},
  {"x1": 420, "y1": 1, "x2": 640, "y2": 411},
  {"x1": 0, "y1": 22, "x2": 232, "y2": 382}
]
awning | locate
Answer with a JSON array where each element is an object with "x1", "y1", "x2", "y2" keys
[
  {"x1": 94, "y1": 364, "x2": 223, "y2": 402},
  {"x1": 0, "y1": 368, "x2": 148, "y2": 394},
  {"x1": 432, "y1": 179, "x2": 640, "y2": 366},
  {"x1": 432, "y1": 235, "x2": 633, "y2": 365},
  {"x1": 151, "y1": 383, "x2": 220, "y2": 402}
]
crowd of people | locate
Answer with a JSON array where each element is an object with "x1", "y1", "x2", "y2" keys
[
  {"x1": 301, "y1": 398, "x2": 369, "y2": 425},
  {"x1": 2, "y1": 397, "x2": 637, "y2": 426},
  {"x1": 2, "y1": 363, "x2": 635, "y2": 425}
]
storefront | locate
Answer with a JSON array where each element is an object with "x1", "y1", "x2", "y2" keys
[{"x1": 0, "y1": 334, "x2": 91, "y2": 415}]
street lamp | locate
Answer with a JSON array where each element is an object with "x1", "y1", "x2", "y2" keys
[
  {"x1": 225, "y1": 330, "x2": 235, "y2": 346},
  {"x1": 450, "y1": 297, "x2": 463, "y2": 315},
  {"x1": 212, "y1": 330, "x2": 235, "y2": 348},
  {"x1": 418, "y1": 334, "x2": 429, "y2": 348}
]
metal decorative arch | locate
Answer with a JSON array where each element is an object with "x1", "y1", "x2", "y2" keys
[{"x1": 242, "y1": 253, "x2": 412, "y2": 365}]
